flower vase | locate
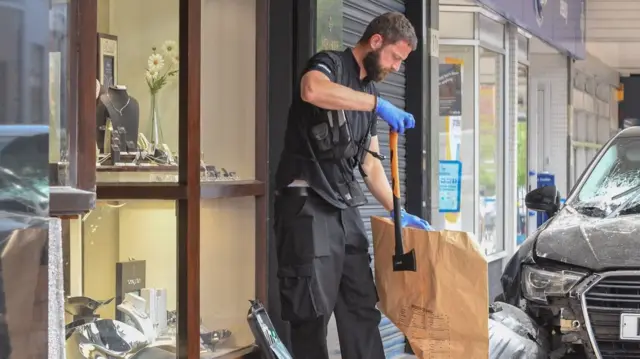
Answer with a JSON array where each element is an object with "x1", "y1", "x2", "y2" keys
[{"x1": 148, "y1": 92, "x2": 164, "y2": 152}]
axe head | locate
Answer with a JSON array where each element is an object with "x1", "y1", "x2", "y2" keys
[{"x1": 392, "y1": 249, "x2": 417, "y2": 272}]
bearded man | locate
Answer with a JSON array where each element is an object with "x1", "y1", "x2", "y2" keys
[{"x1": 273, "y1": 12, "x2": 431, "y2": 359}]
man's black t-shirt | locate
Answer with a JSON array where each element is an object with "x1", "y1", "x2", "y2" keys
[{"x1": 275, "y1": 48, "x2": 379, "y2": 209}]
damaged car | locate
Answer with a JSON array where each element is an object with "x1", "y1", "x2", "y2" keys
[{"x1": 497, "y1": 126, "x2": 640, "y2": 358}]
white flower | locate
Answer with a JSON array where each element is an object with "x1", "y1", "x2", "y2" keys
[
  {"x1": 171, "y1": 55, "x2": 179, "y2": 66},
  {"x1": 162, "y1": 40, "x2": 178, "y2": 56},
  {"x1": 145, "y1": 70, "x2": 158, "y2": 83},
  {"x1": 148, "y1": 54, "x2": 164, "y2": 72}
]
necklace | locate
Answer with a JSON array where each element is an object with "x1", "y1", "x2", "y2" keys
[{"x1": 107, "y1": 93, "x2": 131, "y2": 116}]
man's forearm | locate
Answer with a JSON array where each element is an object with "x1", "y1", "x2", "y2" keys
[
  {"x1": 364, "y1": 163, "x2": 394, "y2": 212},
  {"x1": 302, "y1": 75, "x2": 377, "y2": 112}
]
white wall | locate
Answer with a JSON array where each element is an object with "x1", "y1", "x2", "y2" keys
[{"x1": 529, "y1": 49, "x2": 569, "y2": 197}]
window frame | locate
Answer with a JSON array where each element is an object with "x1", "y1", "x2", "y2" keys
[{"x1": 60, "y1": 1, "x2": 270, "y2": 357}]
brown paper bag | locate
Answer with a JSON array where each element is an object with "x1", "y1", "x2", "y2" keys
[{"x1": 371, "y1": 216, "x2": 489, "y2": 359}]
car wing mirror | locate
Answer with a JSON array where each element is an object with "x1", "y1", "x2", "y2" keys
[{"x1": 525, "y1": 185, "x2": 560, "y2": 215}]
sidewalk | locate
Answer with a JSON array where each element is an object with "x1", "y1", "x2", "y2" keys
[{"x1": 327, "y1": 314, "x2": 418, "y2": 359}]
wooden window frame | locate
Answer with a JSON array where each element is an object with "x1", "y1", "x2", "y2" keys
[
  {"x1": 57, "y1": 0, "x2": 270, "y2": 357},
  {"x1": 49, "y1": 0, "x2": 98, "y2": 217}
]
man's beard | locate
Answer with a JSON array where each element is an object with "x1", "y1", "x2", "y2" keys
[{"x1": 363, "y1": 49, "x2": 392, "y2": 82}]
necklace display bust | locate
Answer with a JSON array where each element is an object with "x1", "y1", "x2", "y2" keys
[{"x1": 97, "y1": 86, "x2": 140, "y2": 153}]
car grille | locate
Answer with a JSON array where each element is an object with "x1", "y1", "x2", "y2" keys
[{"x1": 584, "y1": 275, "x2": 640, "y2": 359}]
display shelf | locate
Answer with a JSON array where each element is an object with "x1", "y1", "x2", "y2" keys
[
  {"x1": 201, "y1": 180, "x2": 265, "y2": 199},
  {"x1": 95, "y1": 180, "x2": 264, "y2": 200},
  {"x1": 97, "y1": 183, "x2": 186, "y2": 199},
  {"x1": 96, "y1": 165, "x2": 243, "y2": 183},
  {"x1": 50, "y1": 186, "x2": 96, "y2": 217}
]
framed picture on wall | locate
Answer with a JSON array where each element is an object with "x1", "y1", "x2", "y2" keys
[{"x1": 97, "y1": 33, "x2": 118, "y2": 88}]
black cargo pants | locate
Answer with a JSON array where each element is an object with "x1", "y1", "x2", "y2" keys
[{"x1": 273, "y1": 187, "x2": 385, "y2": 359}]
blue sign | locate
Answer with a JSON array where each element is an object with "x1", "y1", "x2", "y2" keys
[
  {"x1": 476, "y1": 0, "x2": 585, "y2": 59},
  {"x1": 438, "y1": 160, "x2": 462, "y2": 213},
  {"x1": 536, "y1": 172, "x2": 555, "y2": 227}
]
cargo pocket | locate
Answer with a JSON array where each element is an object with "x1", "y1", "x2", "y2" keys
[
  {"x1": 278, "y1": 264, "x2": 324, "y2": 322},
  {"x1": 310, "y1": 122, "x2": 332, "y2": 154}
]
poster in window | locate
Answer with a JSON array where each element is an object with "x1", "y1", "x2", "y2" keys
[
  {"x1": 439, "y1": 60, "x2": 462, "y2": 117},
  {"x1": 97, "y1": 33, "x2": 118, "y2": 88}
]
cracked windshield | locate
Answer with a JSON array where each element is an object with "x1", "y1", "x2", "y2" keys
[{"x1": 573, "y1": 136, "x2": 640, "y2": 217}]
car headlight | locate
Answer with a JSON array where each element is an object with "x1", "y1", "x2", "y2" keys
[{"x1": 522, "y1": 265, "x2": 585, "y2": 304}]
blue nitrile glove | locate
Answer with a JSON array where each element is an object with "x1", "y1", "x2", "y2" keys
[
  {"x1": 375, "y1": 97, "x2": 416, "y2": 134},
  {"x1": 391, "y1": 209, "x2": 433, "y2": 231}
]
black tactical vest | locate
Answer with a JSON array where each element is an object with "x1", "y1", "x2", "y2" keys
[{"x1": 275, "y1": 50, "x2": 379, "y2": 209}]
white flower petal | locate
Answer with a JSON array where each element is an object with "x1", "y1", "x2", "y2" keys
[{"x1": 162, "y1": 40, "x2": 178, "y2": 56}]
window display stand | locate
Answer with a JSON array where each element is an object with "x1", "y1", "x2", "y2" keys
[{"x1": 54, "y1": 0, "x2": 270, "y2": 358}]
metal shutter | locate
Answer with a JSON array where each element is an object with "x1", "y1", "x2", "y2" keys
[{"x1": 345, "y1": 1, "x2": 407, "y2": 357}]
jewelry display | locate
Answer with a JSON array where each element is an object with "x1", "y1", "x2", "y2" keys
[
  {"x1": 156, "y1": 310, "x2": 233, "y2": 354},
  {"x1": 117, "y1": 293, "x2": 157, "y2": 343},
  {"x1": 141, "y1": 288, "x2": 168, "y2": 335},
  {"x1": 200, "y1": 326, "x2": 232, "y2": 352},
  {"x1": 97, "y1": 86, "x2": 140, "y2": 155},
  {"x1": 107, "y1": 93, "x2": 131, "y2": 116},
  {"x1": 64, "y1": 294, "x2": 232, "y2": 358}
]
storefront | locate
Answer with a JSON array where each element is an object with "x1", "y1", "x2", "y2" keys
[
  {"x1": 42, "y1": 0, "x2": 269, "y2": 357},
  {"x1": 437, "y1": 0, "x2": 586, "y2": 299}
]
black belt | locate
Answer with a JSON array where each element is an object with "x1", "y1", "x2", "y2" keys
[{"x1": 275, "y1": 186, "x2": 310, "y2": 197}]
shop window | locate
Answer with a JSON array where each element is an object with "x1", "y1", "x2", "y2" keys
[
  {"x1": 478, "y1": 14, "x2": 505, "y2": 50},
  {"x1": 199, "y1": 198, "x2": 256, "y2": 356},
  {"x1": 64, "y1": 200, "x2": 181, "y2": 357},
  {"x1": 94, "y1": 0, "x2": 181, "y2": 183},
  {"x1": 199, "y1": 2, "x2": 259, "y2": 355},
  {"x1": 200, "y1": 0, "x2": 256, "y2": 184},
  {"x1": 48, "y1": 0, "x2": 98, "y2": 217},
  {"x1": 440, "y1": 12, "x2": 475, "y2": 39},
  {"x1": 478, "y1": 47, "x2": 504, "y2": 256},
  {"x1": 437, "y1": 45, "x2": 476, "y2": 234},
  {"x1": 517, "y1": 33, "x2": 529, "y2": 62},
  {"x1": 64, "y1": 0, "x2": 266, "y2": 357},
  {"x1": 50, "y1": 3, "x2": 69, "y2": 177},
  {"x1": 516, "y1": 64, "x2": 529, "y2": 246},
  {"x1": 0, "y1": 4, "x2": 50, "y2": 216}
]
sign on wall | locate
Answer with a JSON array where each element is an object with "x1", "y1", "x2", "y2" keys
[{"x1": 476, "y1": 0, "x2": 586, "y2": 59}]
